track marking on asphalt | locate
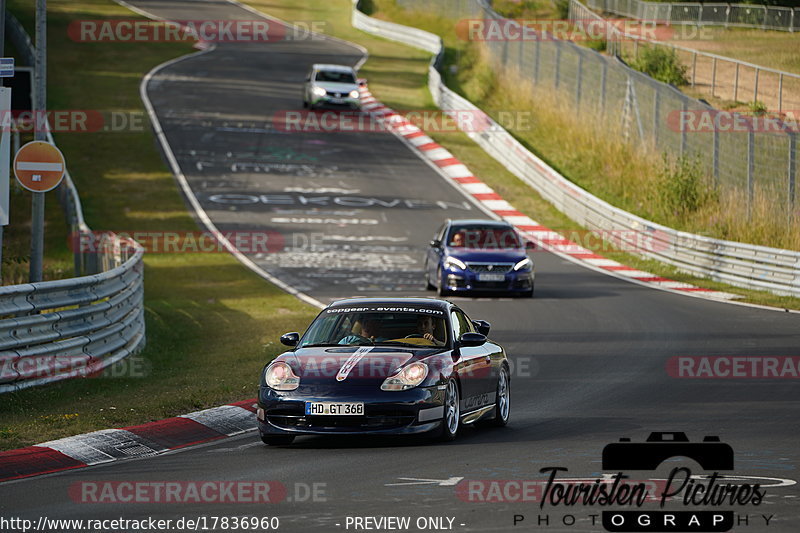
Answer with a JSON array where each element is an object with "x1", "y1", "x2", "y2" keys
[
  {"x1": 206, "y1": 441, "x2": 263, "y2": 453},
  {"x1": 386, "y1": 477, "x2": 464, "y2": 487},
  {"x1": 116, "y1": 0, "x2": 328, "y2": 310}
]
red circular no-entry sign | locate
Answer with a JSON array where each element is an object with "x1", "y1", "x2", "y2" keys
[{"x1": 13, "y1": 141, "x2": 66, "y2": 193}]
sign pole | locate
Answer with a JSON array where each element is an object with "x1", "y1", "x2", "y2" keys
[
  {"x1": 1, "y1": 0, "x2": 5, "y2": 284},
  {"x1": 30, "y1": 0, "x2": 46, "y2": 282}
]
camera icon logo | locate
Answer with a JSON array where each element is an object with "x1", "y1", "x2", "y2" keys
[{"x1": 602, "y1": 432, "x2": 734, "y2": 471}]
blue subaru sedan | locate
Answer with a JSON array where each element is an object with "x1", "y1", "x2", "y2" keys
[{"x1": 424, "y1": 219, "x2": 534, "y2": 297}]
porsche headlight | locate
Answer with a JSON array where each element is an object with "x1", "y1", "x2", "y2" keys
[
  {"x1": 381, "y1": 362, "x2": 428, "y2": 391},
  {"x1": 264, "y1": 361, "x2": 300, "y2": 391},
  {"x1": 514, "y1": 257, "x2": 533, "y2": 271},
  {"x1": 349, "y1": 89, "x2": 360, "y2": 99},
  {"x1": 443, "y1": 256, "x2": 467, "y2": 270},
  {"x1": 312, "y1": 86, "x2": 327, "y2": 97}
]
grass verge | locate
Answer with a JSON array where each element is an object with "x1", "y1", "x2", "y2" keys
[
  {"x1": 242, "y1": 0, "x2": 800, "y2": 310},
  {"x1": 0, "y1": 0, "x2": 319, "y2": 450},
  {"x1": 2, "y1": 130, "x2": 73, "y2": 285}
]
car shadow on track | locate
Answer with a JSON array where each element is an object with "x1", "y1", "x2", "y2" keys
[{"x1": 255, "y1": 417, "x2": 643, "y2": 450}]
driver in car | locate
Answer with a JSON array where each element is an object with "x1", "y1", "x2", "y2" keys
[
  {"x1": 413, "y1": 315, "x2": 444, "y2": 346},
  {"x1": 338, "y1": 317, "x2": 386, "y2": 345}
]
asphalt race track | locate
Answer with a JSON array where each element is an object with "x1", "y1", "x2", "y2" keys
[{"x1": 2, "y1": 0, "x2": 799, "y2": 531}]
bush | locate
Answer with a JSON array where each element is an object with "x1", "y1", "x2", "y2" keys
[
  {"x1": 554, "y1": 0, "x2": 570, "y2": 19},
  {"x1": 748, "y1": 100, "x2": 768, "y2": 115},
  {"x1": 630, "y1": 46, "x2": 689, "y2": 86},
  {"x1": 657, "y1": 156, "x2": 715, "y2": 216},
  {"x1": 586, "y1": 38, "x2": 607, "y2": 52}
]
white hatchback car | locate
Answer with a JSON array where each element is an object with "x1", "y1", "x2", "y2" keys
[{"x1": 302, "y1": 64, "x2": 362, "y2": 110}]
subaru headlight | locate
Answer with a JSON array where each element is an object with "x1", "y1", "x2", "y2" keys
[
  {"x1": 443, "y1": 256, "x2": 467, "y2": 270},
  {"x1": 349, "y1": 89, "x2": 360, "y2": 99},
  {"x1": 381, "y1": 362, "x2": 428, "y2": 391},
  {"x1": 312, "y1": 86, "x2": 326, "y2": 97},
  {"x1": 513, "y1": 257, "x2": 533, "y2": 271},
  {"x1": 264, "y1": 361, "x2": 300, "y2": 391}
]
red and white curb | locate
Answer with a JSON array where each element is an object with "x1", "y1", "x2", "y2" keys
[
  {"x1": 358, "y1": 86, "x2": 739, "y2": 301},
  {"x1": 0, "y1": 399, "x2": 257, "y2": 482}
]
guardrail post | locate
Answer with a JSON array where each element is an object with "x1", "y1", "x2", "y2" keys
[
  {"x1": 747, "y1": 128, "x2": 755, "y2": 218},
  {"x1": 534, "y1": 36, "x2": 540, "y2": 83},
  {"x1": 691, "y1": 51, "x2": 697, "y2": 87},
  {"x1": 733, "y1": 62, "x2": 739, "y2": 102},
  {"x1": 576, "y1": 54, "x2": 583, "y2": 107},
  {"x1": 778, "y1": 73, "x2": 783, "y2": 112},
  {"x1": 725, "y1": 4, "x2": 730, "y2": 28}
]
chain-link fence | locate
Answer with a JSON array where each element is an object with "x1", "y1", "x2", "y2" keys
[
  {"x1": 570, "y1": 0, "x2": 800, "y2": 114},
  {"x1": 397, "y1": 0, "x2": 799, "y2": 220},
  {"x1": 586, "y1": 0, "x2": 800, "y2": 32}
]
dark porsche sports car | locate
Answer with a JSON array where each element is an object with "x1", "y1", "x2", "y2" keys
[
  {"x1": 257, "y1": 298, "x2": 511, "y2": 445},
  {"x1": 425, "y1": 219, "x2": 535, "y2": 297}
]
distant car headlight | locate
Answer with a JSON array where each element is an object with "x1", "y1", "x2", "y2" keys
[
  {"x1": 381, "y1": 362, "x2": 429, "y2": 391},
  {"x1": 312, "y1": 86, "x2": 327, "y2": 97},
  {"x1": 348, "y1": 89, "x2": 360, "y2": 99},
  {"x1": 513, "y1": 257, "x2": 533, "y2": 271},
  {"x1": 443, "y1": 256, "x2": 467, "y2": 270},
  {"x1": 264, "y1": 361, "x2": 300, "y2": 391}
]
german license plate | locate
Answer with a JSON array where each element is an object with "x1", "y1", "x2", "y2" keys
[
  {"x1": 329, "y1": 98, "x2": 344, "y2": 104},
  {"x1": 478, "y1": 273, "x2": 505, "y2": 282},
  {"x1": 305, "y1": 402, "x2": 364, "y2": 415}
]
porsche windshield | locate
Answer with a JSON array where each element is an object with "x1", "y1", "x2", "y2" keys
[{"x1": 299, "y1": 308, "x2": 449, "y2": 348}]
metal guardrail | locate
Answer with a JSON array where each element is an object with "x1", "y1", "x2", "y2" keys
[
  {"x1": 0, "y1": 10, "x2": 146, "y2": 393},
  {"x1": 571, "y1": 0, "x2": 800, "y2": 113},
  {"x1": 352, "y1": 0, "x2": 800, "y2": 298},
  {"x1": 585, "y1": 0, "x2": 800, "y2": 32}
]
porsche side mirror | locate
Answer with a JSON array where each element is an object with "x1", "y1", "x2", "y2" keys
[
  {"x1": 430, "y1": 239, "x2": 441, "y2": 248},
  {"x1": 280, "y1": 332, "x2": 299, "y2": 347},
  {"x1": 458, "y1": 332, "x2": 486, "y2": 347},
  {"x1": 358, "y1": 78, "x2": 368, "y2": 87},
  {"x1": 471, "y1": 320, "x2": 491, "y2": 336},
  {"x1": 525, "y1": 240, "x2": 537, "y2": 250}
]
